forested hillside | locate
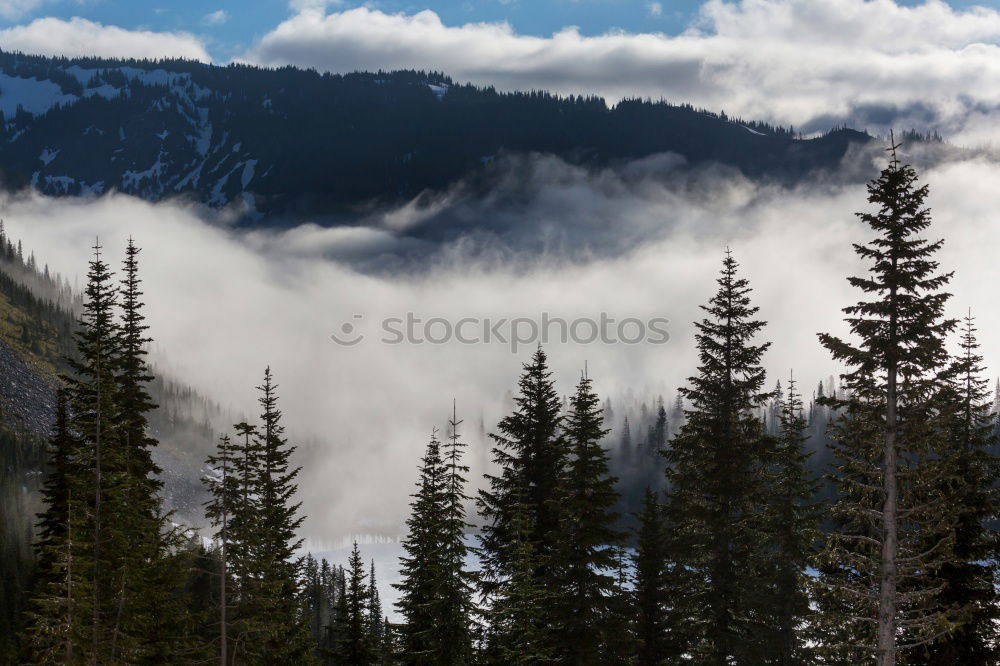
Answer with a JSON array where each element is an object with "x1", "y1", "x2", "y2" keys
[{"x1": 0, "y1": 50, "x2": 880, "y2": 219}]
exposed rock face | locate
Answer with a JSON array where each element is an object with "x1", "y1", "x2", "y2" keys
[{"x1": 0, "y1": 338, "x2": 57, "y2": 438}]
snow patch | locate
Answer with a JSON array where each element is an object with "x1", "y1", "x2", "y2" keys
[
  {"x1": 427, "y1": 83, "x2": 449, "y2": 100},
  {"x1": 38, "y1": 148, "x2": 59, "y2": 166},
  {"x1": 241, "y1": 159, "x2": 257, "y2": 190},
  {"x1": 0, "y1": 73, "x2": 77, "y2": 118}
]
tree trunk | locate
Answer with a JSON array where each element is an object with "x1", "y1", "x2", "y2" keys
[{"x1": 878, "y1": 329, "x2": 899, "y2": 665}]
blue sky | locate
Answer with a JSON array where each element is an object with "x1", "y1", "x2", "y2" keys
[{"x1": 2, "y1": 0, "x2": 996, "y2": 61}]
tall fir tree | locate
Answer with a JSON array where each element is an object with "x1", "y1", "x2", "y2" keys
[
  {"x1": 906, "y1": 313, "x2": 999, "y2": 664},
  {"x1": 550, "y1": 370, "x2": 622, "y2": 663},
  {"x1": 485, "y1": 484, "x2": 553, "y2": 665},
  {"x1": 66, "y1": 240, "x2": 120, "y2": 662},
  {"x1": 478, "y1": 347, "x2": 565, "y2": 604},
  {"x1": 763, "y1": 373, "x2": 820, "y2": 665},
  {"x1": 396, "y1": 411, "x2": 476, "y2": 665},
  {"x1": 396, "y1": 428, "x2": 445, "y2": 663},
  {"x1": 245, "y1": 368, "x2": 313, "y2": 664},
  {"x1": 109, "y1": 237, "x2": 193, "y2": 662},
  {"x1": 662, "y1": 249, "x2": 775, "y2": 664},
  {"x1": 204, "y1": 434, "x2": 239, "y2": 666},
  {"x1": 437, "y1": 404, "x2": 476, "y2": 664},
  {"x1": 816, "y1": 139, "x2": 962, "y2": 666},
  {"x1": 336, "y1": 542, "x2": 373, "y2": 666},
  {"x1": 632, "y1": 487, "x2": 673, "y2": 666},
  {"x1": 24, "y1": 390, "x2": 90, "y2": 663}
]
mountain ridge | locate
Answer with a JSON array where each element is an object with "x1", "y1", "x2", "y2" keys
[{"x1": 0, "y1": 50, "x2": 877, "y2": 221}]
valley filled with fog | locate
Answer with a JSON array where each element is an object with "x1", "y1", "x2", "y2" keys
[{"x1": 5, "y1": 145, "x2": 998, "y2": 545}]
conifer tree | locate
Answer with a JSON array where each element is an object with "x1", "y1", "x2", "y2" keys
[
  {"x1": 229, "y1": 420, "x2": 260, "y2": 607},
  {"x1": 550, "y1": 370, "x2": 621, "y2": 663},
  {"x1": 633, "y1": 487, "x2": 672, "y2": 666},
  {"x1": 478, "y1": 347, "x2": 565, "y2": 603},
  {"x1": 24, "y1": 390, "x2": 90, "y2": 663},
  {"x1": 64, "y1": 239, "x2": 120, "y2": 661},
  {"x1": 437, "y1": 404, "x2": 476, "y2": 664},
  {"x1": 816, "y1": 139, "x2": 961, "y2": 666},
  {"x1": 336, "y1": 542, "x2": 373, "y2": 666},
  {"x1": 662, "y1": 249, "x2": 774, "y2": 664},
  {"x1": 763, "y1": 373, "x2": 820, "y2": 665},
  {"x1": 486, "y1": 486, "x2": 553, "y2": 665},
  {"x1": 620, "y1": 416, "x2": 632, "y2": 462},
  {"x1": 109, "y1": 237, "x2": 191, "y2": 662},
  {"x1": 908, "y1": 313, "x2": 999, "y2": 664},
  {"x1": 367, "y1": 561, "x2": 385, "y2": 661},
  {"x1": 396, "y1": 429, "x2": 445, "y2": 662},
  {"x1": 246, "y1": 368, "x2": 312, "y2": 663},
  {"x1": 204, "y1": 434, "x2": 239, "y2": 666}
]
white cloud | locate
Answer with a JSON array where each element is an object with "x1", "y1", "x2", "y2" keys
[
  {"x1": 6, "y1": 151, "x2": 1000, "y2": 540},
  {"x1": 241, "y1": 1, "x2": 1000, "y2": 145},
  {"x1": 202, "y1": 9, "x2": 228, "y2": 27},
  {"x1": 0, "y1": 17, "x2": 211, "y2": 62},
  {"x1": 0, "y1": 0, "x2": 46, "y2": 21},
  {"x1": 648, "y1": 2, "x2": 663, "y2": 17}
]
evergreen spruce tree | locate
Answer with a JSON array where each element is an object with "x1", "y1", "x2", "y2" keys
[
  {"x1": 815, "y1": 139, "x2": 962, "y2": 666},
  {"x1": 246, "y1": 368, "x2": 313, "y2": 663},
  {"x1": 762, "y1": 373, "x2": 820, "y2": 665},
  {"x1": 367, "y1": 561, "x2": 384, "y2": 662},
  {"x1": 204, "y1": 434, "x2": 239, "y2": 666},
  {"x1": 24, "y1": 390, "x2": 90, "y2": 663},
  {"x1": 109, "y1": 237, "x2": 192, "y2": 662},
  {"x1": 396, "y1": 411, "x2": 475, "y2": 665},
  {"x1": 63, "y1": 239, "x2": 120, "y2": 661},
  {"x1": 229, "y1": 420, "x2": 260, "y2": 610},
  {"x1": 550, "y1": 370, "x2": 622, "y2": 663},
  {"x1": 907, "y1": 313, "x2": 999, "y2": 664},
  {"x1": 620, "y1": 416, "x2": 632, "y2": 462},
  {"x1": 662, "y1": 249, "x2": 774, "y2": 664},
  {"x1": 633, "y1": 487, "x2": 672, "y2": 666},
  {"x1": 477, "y1": 347, "x2": 565, "y2": 605},
  {"x1": 396, "y1": 429, "x2": 445, "y2": 662},
  {"x1": 602, "y1": 545, "x2": 637, "y2": 665},
  {"x1": 437, "y1": 404, "x2": 476, "y2": 664},
  {"x1": 486, "y1": 486, "x2": 553, "y2": 665},
  {"x1": 336, "y1": 542, "x2": 373, "y2": 665}
]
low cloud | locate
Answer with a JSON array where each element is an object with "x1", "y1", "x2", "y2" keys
[
  {"x1": 5, "y1": 148, "x2": 1000, "y2": 542},
  {"x1": 0, "y1": 17, "x2": 211, "y2": 61},
  {"x1": 242, "y1": 0, "x2": 1000, "y2": 145}
]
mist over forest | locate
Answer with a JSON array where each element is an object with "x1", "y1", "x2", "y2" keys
[
  {"x1": 3, "y1": 143, "x2": 999, "y2": 542},
  {"x1": 4, "y1": 1, "x2": 1000, "y2": 663}
]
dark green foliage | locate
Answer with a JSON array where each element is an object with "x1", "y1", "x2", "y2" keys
[
  {"x1": 396, "y1": 429, "x2": 446, "y2": 661},
  {"x1": 22, "y1": 391, "x2": 88, "y2": 663},
  {"x1": 335, "y1": 542, "x2": 374, "y2": 666},
  {"x1": 484, "y1": 489, "x2": 553, "y2": 665},
  {"x1": 905, "y1": 314, "x2": 1000, "y2": 664},
  {"x1": 550, "y1": 371, "x2": 622, "y2": 663},
  {"x1": 395, "y1": 415, "x2": 476, "y2": 665},
  {"x1": 762, "y1": 374, "x2": 821, "y2": 665},
  {"x1": 662, "y1": 250, "x2": 776, "y2": 664},
  {"x1": 815, "y1": 143, "x2": 962, "y2": 665},
  {"x1": 633, "y1": 488, "x2": 673, "y2": 666},
  {"x1": 478, "y1": 347, "x2": 566, "y2": 601},
  {"x1": 22, "y1": 240, "x2": 197, "y2": 663}
]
